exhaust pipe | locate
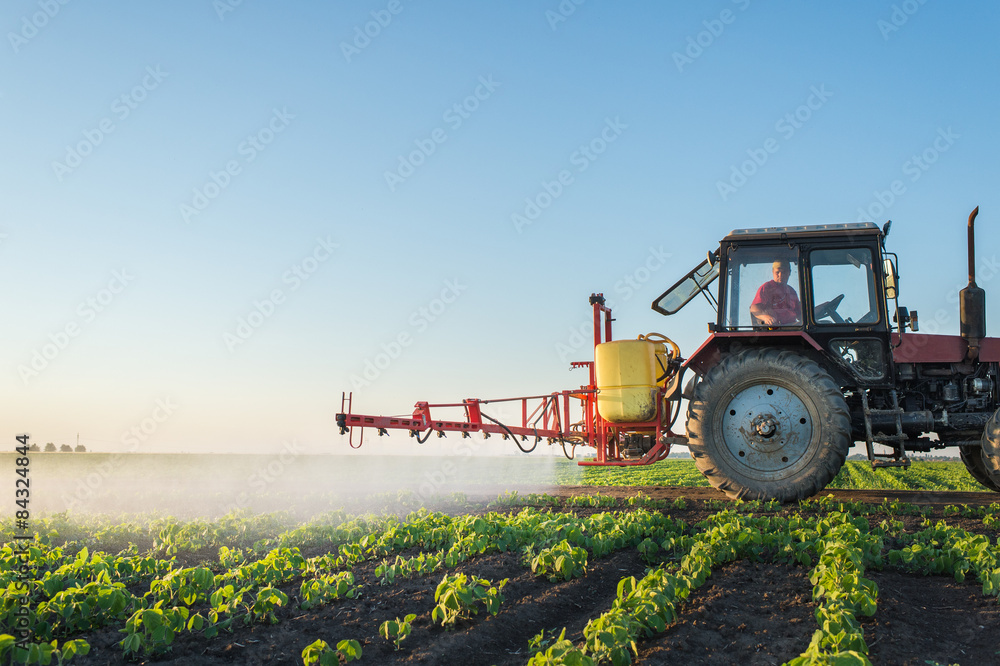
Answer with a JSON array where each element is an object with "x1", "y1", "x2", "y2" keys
[{"x1": 960, "y1": 206, "x2": 985, "y2": 360}]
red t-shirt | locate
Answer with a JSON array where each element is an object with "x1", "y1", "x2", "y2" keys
[{"x1": 751, "y1": 281, "x2": 801, "y2": 325}]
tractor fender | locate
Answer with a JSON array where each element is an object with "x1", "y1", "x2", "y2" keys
[{"x1": 683, "y1": 330, "x2": 825, "y2": 377}]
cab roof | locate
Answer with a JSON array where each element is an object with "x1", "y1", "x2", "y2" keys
[{"x1": 723, "y1": 222, "x2": 881, "y2": 242}]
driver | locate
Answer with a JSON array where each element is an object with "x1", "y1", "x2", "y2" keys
[{"x1": 750, "y1": 260, "x2": 801, "y2": 326}]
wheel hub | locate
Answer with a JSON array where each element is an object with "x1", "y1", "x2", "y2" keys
[
  {"x1": 751, "y1": 414, "x2": 779, "y2": 438},
  {"x1": 720, "y1": 383, "x2": 813, "y2": 474}
]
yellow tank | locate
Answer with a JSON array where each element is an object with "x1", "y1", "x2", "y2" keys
[{"x1": 595, "y1": 339, "x2": 659, "y2": 423}]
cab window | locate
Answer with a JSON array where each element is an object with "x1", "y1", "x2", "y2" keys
[
  {"x1": 810, "y1": 248, "x2": 879, "y2": 325},
  {"x1": 723, "y1": 246, "x2": 801, "y2": 329}
]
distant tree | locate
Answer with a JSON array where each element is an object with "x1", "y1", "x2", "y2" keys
[
  {"x1": 75, "y1": 444, "x2": 86, "y2": 452},
  {"x1": 29, "y1": 444, "x2": 40, "y2": 452},
  {"x1": 44, "y1": 442, "x2": 56, "y2": 452},
  {"x1": 59, "y1": 444, "x2": 72, "y2": 452}
]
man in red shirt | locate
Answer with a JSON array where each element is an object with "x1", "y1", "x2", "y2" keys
[{"x1": 750, "y1": 260, "x2": 801, "y2": 326}]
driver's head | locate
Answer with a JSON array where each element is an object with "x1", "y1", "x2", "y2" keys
[{"x1": 772, "y1": 260, "x2": 791, "y2": 284}]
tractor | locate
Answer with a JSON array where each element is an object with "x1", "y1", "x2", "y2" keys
[{"x1": 337, "y1": 207, "x2": 1000, "y2": 501}]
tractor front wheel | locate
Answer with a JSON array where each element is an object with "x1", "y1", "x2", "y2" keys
[{"x1": 686, "y1": 348, "x2": 851, "y2": 502}]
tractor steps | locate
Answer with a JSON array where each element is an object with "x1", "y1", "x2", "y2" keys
[{"x1": 861, "y1": 389, "x2": 911, "y2": 469}]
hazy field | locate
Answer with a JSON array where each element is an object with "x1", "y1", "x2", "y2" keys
[
  {"x1": 1, "y1": 452, "x2": 988, "y2": 518},
  {"x1": 1, "y1": 452, "x2": 582, "y2": 517}
]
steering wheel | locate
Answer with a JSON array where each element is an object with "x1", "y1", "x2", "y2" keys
[
  {"x1": 814, "y1": 294, "x2": 845, "y2": 323},
  {"x1": 855, "y1": 309, "x2": 878, "y2": 324}
]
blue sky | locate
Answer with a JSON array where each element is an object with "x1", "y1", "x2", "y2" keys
[{"x1": 2, "y1": 1, "x2": 999, "y2": 455}]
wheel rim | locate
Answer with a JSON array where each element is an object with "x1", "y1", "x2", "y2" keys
[{"x1": 719, "y1": 382, "x2": 814, "y2": 477}]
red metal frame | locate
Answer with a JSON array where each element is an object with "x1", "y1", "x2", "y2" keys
[
  {"x1": 684, "y1": 330, "x2": 825, "y2": 375},
  {"x1": 335, "y1": 293, "x2": 687, "y2": 466}
]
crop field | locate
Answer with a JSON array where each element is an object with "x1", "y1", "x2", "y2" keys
[
  {"x1": 567, "y1": 459, "x2": 987, "y2": 493},
  {"x1": 3, "y1": 454, "x2": 1000, "y2": 665}
]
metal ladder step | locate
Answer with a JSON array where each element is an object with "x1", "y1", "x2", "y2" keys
[{"x1": 861, "y1": 389, "x2": 910, "y2": 468}]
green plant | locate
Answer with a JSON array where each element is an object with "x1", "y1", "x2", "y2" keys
[
  {"x1": 301, "y1": 639, "x2": 333, "y2": 665},
  {"x1": 375, "y1": 551, "x2": 443, "y2": 585},
  {"x1": 531, "y1": 540, "x2": 588, "y2": 582},
  {"x1": 202, "y1": 583, "x2": 246, "y2": 634},
  {"x1": 218, "y1": 546, "x2": 245, "y2": 568},
  {"x1": 119, "y1": 604, "x2": 190, "y2": 657},
  {"x1": 0, "y1": 636, "x2": 90, "y2": 665},
  {"x1": 527, "y1": 628, "x2": 594, "y2": 665},
  {"x1": 301, "y1": 638, "x2": 363, "y2": 664},
  {"x1": 528, "y1": 628, "x2": 560, "y2": 651},
  {"x1": 148, "y1": 566, "x2": 216, "y2": 606},
  {"x1": 637, "y1": 537, "x2": 660, "y2": 563},
  {"x1": 379, "y1": 614, "x2": 416, "y2": 650},
  {"x1": 250, "y1": 586, "x2": 289, "y2": 624},
  {"x1": 299, "y1": 572, "x2": 359, "y2": 610},
  {"x1": 431, "y1": 573, "x2": 507, "y2": 628},
  {"x1": 35, "y1": 581, "x2": 135, "y2": 636}
]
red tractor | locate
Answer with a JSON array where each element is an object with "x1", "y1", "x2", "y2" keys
[{"x1": 337, "y1": 207, "x2": 1000, "y2": 501}]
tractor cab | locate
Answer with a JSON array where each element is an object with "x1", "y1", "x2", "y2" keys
[{"x1": 655, "y1": 222, "x2": 899, "y2": 388}]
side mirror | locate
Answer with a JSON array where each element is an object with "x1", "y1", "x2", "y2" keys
[
  {"x1": 883, "y1": 258, "x2": 898, "y2": 300},
  {"x1": 894, "y1": 307, "x2": 917, "y2": 333}
]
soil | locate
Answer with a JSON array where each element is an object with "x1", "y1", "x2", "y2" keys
[{"x1": 67, "y1": 487, "x2": 1000, "y2": 666}]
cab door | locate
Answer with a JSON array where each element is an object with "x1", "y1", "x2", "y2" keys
[{"x1": 804, "y1": 244, "x2": 893, "y2": 387}]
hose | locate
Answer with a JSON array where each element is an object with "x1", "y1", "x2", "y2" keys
[
  {"x1": 638, "y1": 332, "x2": 681, "y2": 361},
  {"x1": 560, "y1": 438, "x2": 577, "y2": 460},
  {"x1": 654, "y1": 354, "x2": 671, "y2": 384},
  {"x1": 531, "y1": 396, "x2": 555, "y2": 431},
  {"x1": 639, "y1": 332, "x2": 681, "y2": 383},
  {"x1": 482, "y1": 412, "x2": 537, "y2": 453},
  {"x1": 665, "y1": 394, "x2": 681, "y2": 430},
  {"x1": 414, "y1": 428, "x2": 434, "y2": 444}
]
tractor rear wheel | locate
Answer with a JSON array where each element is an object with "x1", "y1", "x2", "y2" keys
[
  {"x1": 686, "y1": 348, "x2": 851, "y2": 502},
  {"x1": 978, "y1": 409, "x2": 1000, "y2": 492},
  {"x1": 959, "y1": 446, "x2": 1000, "y2": 492}
]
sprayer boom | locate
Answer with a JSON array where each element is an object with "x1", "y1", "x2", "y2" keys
[{"x1": 335, "y1": 294, "x2": 686, "y2": 466}]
